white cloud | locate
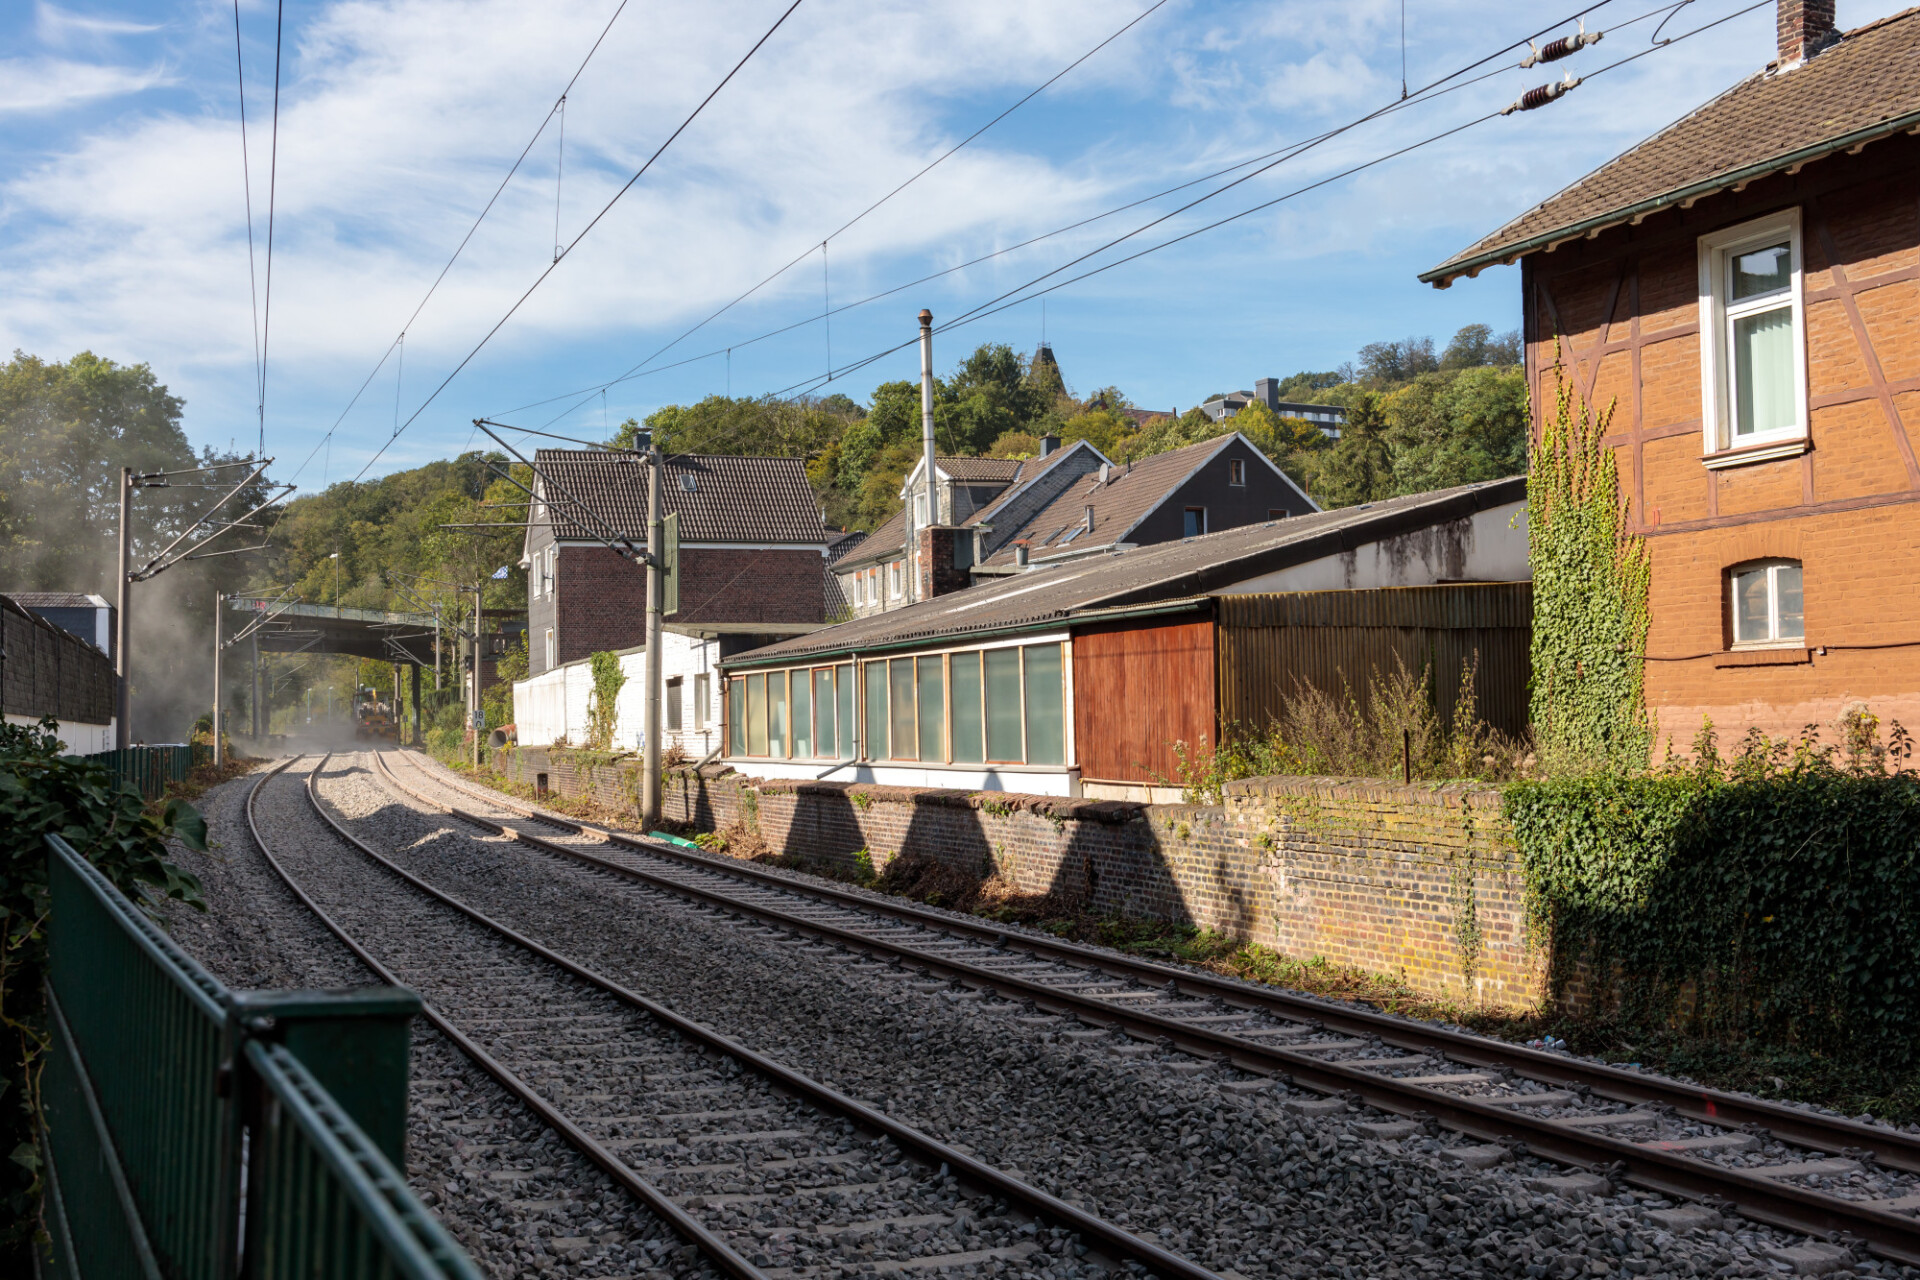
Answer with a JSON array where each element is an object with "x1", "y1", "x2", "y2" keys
[
  {"x1": 0, "y1": 56, "x2": 170, "y2": 112},
  {"x1": 35, "y1": 2, "x2": 164, "y2": 47}
]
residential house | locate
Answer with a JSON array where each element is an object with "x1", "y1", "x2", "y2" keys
[
  {"x1": 834, "y1": 431, "x2": 1318, "y2": 615},
  {"x1": 10, "y1": 593, "x2": 114, "y2": 659},
  {"x1": 1201, "y1": 378, "x2": 1345, "y2": 437},
  {"x1": 513, "y1": 450, "x2": 831, "y2": 753},
  {"x1": 719, "y1": 476, "x2": 1527, "y2": 800},
  {"x1": 1424, "y1": 0, "x2": 1920, "y2": 747}
]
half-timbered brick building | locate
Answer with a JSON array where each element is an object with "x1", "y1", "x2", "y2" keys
[{"x1": 1426, "y1": 0, "x2": 1920, "y2": 748}]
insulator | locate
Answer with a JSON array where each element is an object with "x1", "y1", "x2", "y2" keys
[
  {"x1": 1503, "y1": 73, "x2": 1581, "y2": 115},
  {"x1": 1519, "y1": 24, "x2": 1602, "y2": 68}
]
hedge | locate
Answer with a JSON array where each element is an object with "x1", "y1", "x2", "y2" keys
[{"x1": 1505, "y1": 768, "x2": 1920, "y2": 1063}]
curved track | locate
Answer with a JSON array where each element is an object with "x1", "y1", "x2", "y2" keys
[
  {"x1": 250, "y1": 754, "x2": 1225, "y2": 1280},
  {"x1": 375, "y1": 747, "x2": 1920, "y2": 1267}
]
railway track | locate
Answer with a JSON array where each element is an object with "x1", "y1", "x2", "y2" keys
[
  {"x1": 374, "y1": 747, "x2": 1920, "y2": 1268},
  {"x1": 252, "y1": 754, "x2": 1225, "y2": 1280}
]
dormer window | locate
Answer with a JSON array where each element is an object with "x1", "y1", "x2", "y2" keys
[{"x1": 1699, "y1": 210, "x2": 1808, "y2": 463}]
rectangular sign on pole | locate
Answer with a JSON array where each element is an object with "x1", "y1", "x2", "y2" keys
[{"x1": 662, "y1": 512, "x2": 679, "y2": 617}]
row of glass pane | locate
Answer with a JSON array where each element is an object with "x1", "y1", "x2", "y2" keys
[
  {"x1": 860, "y1": 644, "x2": 1063, "y2": 765},
  {"x1": 730, "y1": 664, "x2": 856, "y2": 760},
  {"x1": 730, "y1": 643, "x2": 1066, "y2": 766}
]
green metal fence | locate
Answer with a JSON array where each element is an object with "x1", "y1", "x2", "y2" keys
[
  {"x1": 76, "y1": 743, "x2": 212, "y2": 799},
  {"x1": 39, "y1": 834, "x2": 481, "y2": 1280}
]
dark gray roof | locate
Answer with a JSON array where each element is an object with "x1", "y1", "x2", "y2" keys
[
  {"x1": 534, "y1": 450, "x2": 826, "y2": 545},
  {"x1": 724, "y1": 475, "x2": 1525, "y2": 667},
  {"x1": 8, "y1": 592, "x2": 107, "y2": 609},
  {"x1": 1425, "y1": 8, "x2": 1920, "y2": 286}
]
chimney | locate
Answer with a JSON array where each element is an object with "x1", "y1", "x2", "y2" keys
[
  {"x1": 1039, "y1": 433, "x2": 1060, "y2": 457},
  {"x1": 1254, "y1": 377, "x2": 1279, "y2": 411},
  {"x1": 1777, "y1": 0, "x2": 1836, "y2": 65},
  {"x1": 1014, "y1": 542, "x2": 1030, "y2": 568}
]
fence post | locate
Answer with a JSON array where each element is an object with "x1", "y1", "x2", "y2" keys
[{"x1": 226, "y1": 988, "x2": 422, "y2": 1167}]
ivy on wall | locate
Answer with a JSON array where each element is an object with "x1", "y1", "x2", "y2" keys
[
  {"x1": 587, "y1": 651, "x2": 626, "y2": 751},
  {"x1": 1505, "y1": 751, "x2": 1920, "y2": 1064},
  {"x1": 1527, "y1": 368, "x2": 1651, "y2": 773}
]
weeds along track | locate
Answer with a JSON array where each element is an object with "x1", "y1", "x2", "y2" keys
[
  {"x1": 376, "y1": 748, "x2": 1920, "y2": 1268},
  {"x1": 257, "y1": 753, "x2": 1221, "y2": 1280}
]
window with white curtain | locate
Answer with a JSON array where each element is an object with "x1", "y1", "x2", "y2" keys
[
  {"x1": 1699, "y1": 210, "x2": 1807, "y2": 461},
  {"x1": 1730, "y1": 560, "x2": 1805, "y2": 646}
]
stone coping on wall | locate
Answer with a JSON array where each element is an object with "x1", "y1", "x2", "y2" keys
[
  {"x1": 1223, "y1": 773, "x2": 1506, "y2": 812},
  {"x1": 745, "y1": 776, "x2": 1147, "y2": 825}
]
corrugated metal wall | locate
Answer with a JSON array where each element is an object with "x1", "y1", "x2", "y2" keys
[
  {"x1": 1216, "y1": 583, "x2": 1532, "y2": 738},
  {"x1": 1073, "y1": 615, "x2": 1216, "y2": 783}
]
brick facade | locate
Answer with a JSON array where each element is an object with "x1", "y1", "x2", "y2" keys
[
  {"x1": 496, "y1": 745, "x2": 1537, "y2": 1008},
  {"x1": 915, "y1": 527, "x2": 971, "y2": 600},
  {"x1": 1525, "y1": 137, "x2": 1920, "y2": 749},
  {"x1": 549, "y1": 545, "x2": 826, "y2": 669}
]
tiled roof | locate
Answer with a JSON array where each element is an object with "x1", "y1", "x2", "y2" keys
[
  {"x1": 980, "y1": 435, "x2": 1242, "y2": 566},
  {"x1": 835, "y1": 510, "x2": 909, "y2": 571},
  {"x1": 826, "y1": 530, "x2": 867, "y2": 565},
  {"x1": 937, "y1": 456, "x2": 1026, "y2": 482},
  {"x1": 534, "y1": 450, "x2": 825, "y2": 545},
  {"x1": 725, "y1": 476, "x2": 1525, "y2": 666},
  {"x1": 1424, "y1": 9, "x2": 1920, "y2": 286},
  {"x1": 962, "y1": 442, "x2": 1100, "y2": 528},
  {"x1": 8, "y1": 592, "x2": 106, "y2": 609}
]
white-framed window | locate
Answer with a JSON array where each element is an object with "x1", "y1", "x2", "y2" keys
[
  {"x1": 1228, "y1": 458, "x2": 1246, "y2": 486},
  {"x1": 693, "y1": 673, "x2": 709, "y2": 730},
  {"x1": 665, "y1": 676, "x2": 683, "y2": 731},
  {"x1": 1729, "y1": 560, "x2": 1804, "y2": 647},
  {"x1": 544, "y1": 628, "x2": 556, "y2": 669},
  {"x1": 1698, "y1": 210, "x2": 1808, "y2": 461}
]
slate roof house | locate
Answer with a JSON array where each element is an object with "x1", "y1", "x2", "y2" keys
[
  {"x1": 513, "y1": 450, "x2": 831, "y2": 753},
  {"x1": 835, "y1": 432, "x2": 1318, "y2": 617},
  {"x1": 720, "y1": 477, "x2": 1528, "y2": 800},
  {"x1": 1425, "y1": 0, "x2": 1920, "y2": 747}
]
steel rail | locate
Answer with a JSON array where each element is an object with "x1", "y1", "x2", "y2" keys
[
  {"x1": 376, "y1": 751, "x2": 1920, "y2": 1266},
  {"x1": 394, "y1": 750, "x2": 1920, "y2": 1173},
  {"x1": 301, "y1": 755, "x2": 1228, "y2": 1280},
  {"x1": 245, "y1": 756, "x2": 765, "y2": 1280}
]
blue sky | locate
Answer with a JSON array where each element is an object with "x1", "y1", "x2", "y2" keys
[{"x1": 2, "y1": 0, "x2": 1906, "y2": 490}]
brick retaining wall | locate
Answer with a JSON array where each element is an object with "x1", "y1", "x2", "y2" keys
[{"x1": 494, "y1": 746, "x2": 1539, "y2": 1008}]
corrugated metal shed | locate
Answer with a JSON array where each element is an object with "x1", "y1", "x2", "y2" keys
[{"x1": 1216, "y1": 583, "x2": 1532, "y2": 739}]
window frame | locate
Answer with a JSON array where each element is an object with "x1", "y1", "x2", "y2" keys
[
  {"x1": 693, "y1": 673, "x2": 709, "y2": 731},
  {"x1": 1183, "y1": 506, "x2": 1208, "y2": 537},
  {"x1": 1228, "y1": 458, "x2": 1246, "y2": 486},
  {"x1": 665, "y1": 676, "x2": 683, "y2": 732},
  {"x1": 1697, "y1": 209, "x2": 1809, "y2": 464},
  {"x1": 1727, "y1": 558, "x2": 1806, "y2": 649}
]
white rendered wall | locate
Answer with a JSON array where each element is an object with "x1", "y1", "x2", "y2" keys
[
  {"x1": 5, "y1": 714, "x2": 115, "y2": 756},
  {"x1": 1216, "y1": 502, "x2": 1529, "y2": 595},
  {"x1": 513, "y1": 632, "x2": 726, "y2": 755}
]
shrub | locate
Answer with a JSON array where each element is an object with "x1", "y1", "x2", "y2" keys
[
  {"x1": 1507, "y1": 718, "x2": 1920, "y2": 1064},
  {"x1": 0, "y1": 718, "x2": 208, "y2": 1262}
]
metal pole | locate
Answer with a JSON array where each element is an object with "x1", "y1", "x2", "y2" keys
[
  {"x1": 212, "y1": 592, "x2": 224, "y2": 767},
  {"x1": 471, "y1": 585, "x2": 482, "y2": 769},
  {"x1": 916, "y1": 308, "x2": 937, "y2": 605},
  {"x1": 251, "y1": 632, "x2": 262, "y2": 739},
  {"x1": 641, "y1": 443, "x2": 664, "y2": 827},
  {"x1": 115, "y1": 466, "x2": 132, "y2": 748},
  {"x1": 411, "y1": 661, "x2": 422, "y2": 746}
]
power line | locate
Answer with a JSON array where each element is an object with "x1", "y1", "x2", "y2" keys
[
  {"x1": 230, "y1": 0, "x2": 263, "y2": 430},
  {"x1": 259, "y1": 0, "x2": 286, "y2": 460},
  {"x1": 286, "y1": 0, "x2": 638, "y2": 489},
  {"x1": 499, "y1": 0, "x2": 1628, "y2": 433},
  {"x1": 758, "y1": 0, "x2": 1760, "y2": 404},
  {"x1": 348, "y1": 0, "x2": 809, "y2": 485},
  {"x1": 609, "y1": 0, "x2": 1178, "y2": 390}
]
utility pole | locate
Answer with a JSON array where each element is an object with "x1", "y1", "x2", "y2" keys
[
  {"x1": 470, "y1": 583, "x2": 484, "y2": 769},
  {"x1": 641, "y1": 439, "x2": 665, "y2": 827},
  {"x1": 115, "y1": 466, "x2": 133, "y2": 748},
  {"x1": 251, "y1": 632, "x2": 263, "y2": 739},
  {"x1": 211, "y1": 591, "x2": 224, "y2": 767},
  {"x1": 915, "y1": 308, "x2": 937, "y2": 605}
]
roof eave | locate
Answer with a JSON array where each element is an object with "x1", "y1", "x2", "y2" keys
[{"x1": 1420, "y1": 108, "x2": 1920, "y2": 288}]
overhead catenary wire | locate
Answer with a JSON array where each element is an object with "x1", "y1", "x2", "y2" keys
[
  {"x1": 495, "y1": 0, "x2": 1648, "y2": 432},
  {"x1": 753, "y1": 0, "x2": 1766, "y2": 407},
  {"x1": 347, "y1": 0, "x2": 809, "y2": 486},
  {"x1": 231, "y1": 0, "x2": 263, "y2": 432},
  {"x1": 286, "y1": 0, "x2": 639, "y2": 489},
  {"x1": 259, "y1": 0, "x2": 286, "y2": 460}
]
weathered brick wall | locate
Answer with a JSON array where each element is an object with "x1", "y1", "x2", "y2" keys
[
  {"x1": 1528, "y1": 141, "x2": 1920, "y2": 749},
  {"x1": 554, "y1": 545, "x2": 826, "y2": 667},
  {"x1": 499, "y1": 748, "x2": 1537, "y2": 1008}
]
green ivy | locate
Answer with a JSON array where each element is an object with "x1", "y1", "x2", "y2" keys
[
  {"x1": 1506, "y1": 761, "x2": 1920, "y2": 1064},
  {"x1": 1527, "y1": 367, "x2": 1651, "y2": 773},
  {"x1": 0, "y1": 718, "x2": 208, "y2": 1264},
  {"x1": 586, "y1": 651, "x2": 626, "y2": 751}
]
